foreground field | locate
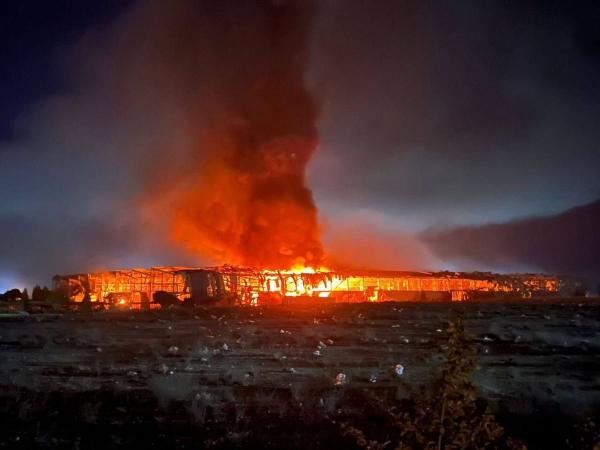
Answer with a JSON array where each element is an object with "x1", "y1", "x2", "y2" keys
[{"x1": 1, "y1": 300, "x2": 599, "y2": 449}]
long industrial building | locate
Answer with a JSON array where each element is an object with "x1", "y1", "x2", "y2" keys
[{"x1": 52, "y1": 266, "x2": 576, "y2": 309}]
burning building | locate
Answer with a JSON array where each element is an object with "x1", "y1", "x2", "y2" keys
[
  {"x1": 52, "y1": 266, "x2": 572, "y2": 310},
  {"x1": 39, "y1": 3, "x2": 580, "y2": 311}
]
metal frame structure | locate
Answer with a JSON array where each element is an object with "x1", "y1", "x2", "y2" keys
[{"x1": 53, "y1": 266, "x2": 571, "y2": 309}]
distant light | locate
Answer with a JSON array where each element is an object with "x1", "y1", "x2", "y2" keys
[{"x1": 0, "y1": 273, "x2": 27, "y2": 293}]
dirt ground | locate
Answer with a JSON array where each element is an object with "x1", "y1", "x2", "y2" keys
[{"x1": 1, "y1": 300, "x2": 599, "y2": 449}]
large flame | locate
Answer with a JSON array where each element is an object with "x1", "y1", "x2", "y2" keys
[{"x1": 170, "y1": 134, "x2": 323, "y2": 269}]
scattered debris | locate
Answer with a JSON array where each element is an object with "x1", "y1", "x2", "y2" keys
[
  {"x1": 394, "y1": 364, "x2": 404, "y2": 376},
  {"x1": 335, "y1": 373, "x2": 347, "y2": 385}
]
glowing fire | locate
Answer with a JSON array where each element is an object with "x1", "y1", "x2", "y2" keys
[
  {"x1": 252, "y1": 267, "x2": 563, "y2": 304},
  {"x1": 260, "y1": 265, "x2": 334, "y2": 299},
  {"x1": 53, "y1": 266, "x2": 565, "y2": 310}
]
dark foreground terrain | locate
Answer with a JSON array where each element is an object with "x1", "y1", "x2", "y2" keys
[{"x1": 1, "y1": 300, "x2": 599, "y2": 449}]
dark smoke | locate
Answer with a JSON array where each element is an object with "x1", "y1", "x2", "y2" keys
[{"x1": 155, "y1": 0, "x2": 324, "y2": 269}]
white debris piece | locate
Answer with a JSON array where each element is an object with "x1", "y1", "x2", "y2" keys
[
  {"x1": 335, "y1": 373, "x2": 347, "y2": 385},
  {"x1": 317, "y1": 340, "x2": 327, "y2": 349},
  {"x1": 394, "y1": 364, "x2": 405, "y2": 376},
  {"x1": 222, "y1": 343, "x2": 230, "y2": 351},
  {"x1": 168, "y1": 345, "x2": 179, "y2": 354},
  {"x1": 313, "y1": 350, "x2": 321, "y2": 356}
]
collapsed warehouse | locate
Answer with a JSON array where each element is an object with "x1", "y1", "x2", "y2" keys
[{"x1": 52, "y1": 266, "x2": 575, "y2": 309}]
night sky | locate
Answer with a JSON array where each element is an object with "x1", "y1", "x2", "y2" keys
[{"x1": 1, "y1": 0, "x2": 599, "y2": 289}]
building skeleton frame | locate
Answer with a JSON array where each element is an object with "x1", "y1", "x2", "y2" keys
[{"x1": 52, "y1": 266, "x2": 570, "y2": 309}]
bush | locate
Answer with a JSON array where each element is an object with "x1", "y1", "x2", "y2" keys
[{"x1": 342, "y1": 317, "x2": 527, "y2": 450}]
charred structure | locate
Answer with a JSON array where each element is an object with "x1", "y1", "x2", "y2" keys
[{"x1": 52, "y1": 266, "x2": 574, "y2": 310}]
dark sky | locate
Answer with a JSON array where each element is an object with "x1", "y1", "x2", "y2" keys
[
  {"x1": 1, "y1": 0, "x2": 599, "y2": 289},
  {"x1": 0, "y1": 0, "x2": 132, "y2": 138}
]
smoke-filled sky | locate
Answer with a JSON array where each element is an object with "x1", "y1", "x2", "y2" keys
[{"x1": 1, "y1": 0, "x2": 599, "y2": 289}]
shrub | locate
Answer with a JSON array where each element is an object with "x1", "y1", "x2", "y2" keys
[{"x1": 342, "y1": 317, "x2": 527, "y2": 450}]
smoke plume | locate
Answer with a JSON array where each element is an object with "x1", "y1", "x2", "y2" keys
[{"x1": 156, "y1": 1, "x2": 324, "y2": 269}]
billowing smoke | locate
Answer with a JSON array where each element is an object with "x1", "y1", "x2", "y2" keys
[
  {"x1": 156, "y1": 1, "x2": 324, "y2": 269},
  {"x1": 118, "y1": 0, "x2": 323, "y2": 269},
  {"x1": 321, "y1": 211, "x2": 440, "y2": 271}
]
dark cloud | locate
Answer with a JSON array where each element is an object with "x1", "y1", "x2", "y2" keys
[
  {"x1": 309, "y1": 0, "x2": 600, "y2": 226},
  {"x1": 423, "y1": 198, "x2": 600, "y2": 278}
]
